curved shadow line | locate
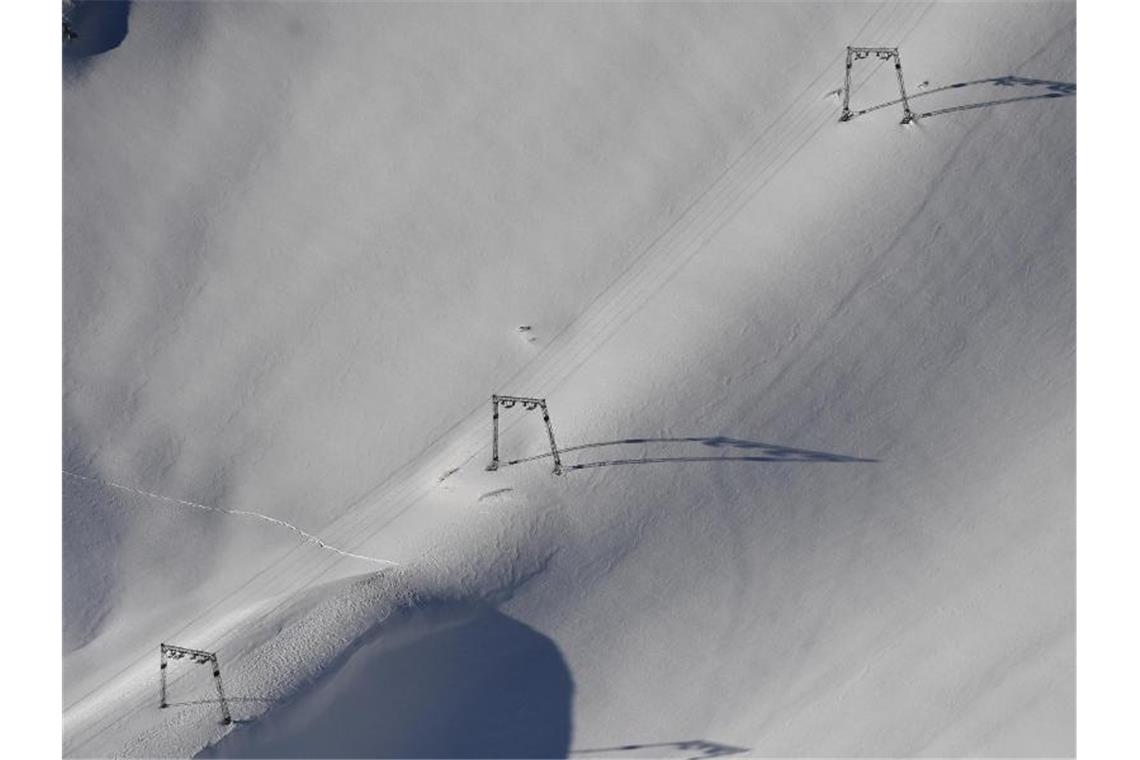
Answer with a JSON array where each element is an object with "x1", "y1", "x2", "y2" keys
[
  {"x1": 567, "y1": 454, "x2": 876, "y2": 471},
  {"x1": 916, "y1": 92, "x2": 1069, "y2": 119},
  {"x1": 507, "y1": 437, "x2": 703, "y2": 464},
  {"x1": 573, "y1": 739, "x2": 749, "y2": 758},
  {"x1": 506, "y1": 437, "x2": 874, "y2": 467},
  {"x1": 851, "y1": 74, "x2": 1075, "y2": 119},
  {"x1": 855, "y1": 76, "x2": 999, "y2": 116}
]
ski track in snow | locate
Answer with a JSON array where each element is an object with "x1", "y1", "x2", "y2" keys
[{"x1": 62, "y1": 470, "x2": 399, "y2": 567}]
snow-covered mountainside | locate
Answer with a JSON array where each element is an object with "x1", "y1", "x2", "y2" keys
[{"x1": 63, "y1": 2, "x2": 1075, "y2": 757}]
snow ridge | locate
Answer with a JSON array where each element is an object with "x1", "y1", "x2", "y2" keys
[{"x1": 62, "y1": 470, "x2": 399, "y2": 566}]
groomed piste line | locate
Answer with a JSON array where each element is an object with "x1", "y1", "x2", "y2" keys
[{"x1": 62, "y1": 470, "x2": 399, "y2": 567}]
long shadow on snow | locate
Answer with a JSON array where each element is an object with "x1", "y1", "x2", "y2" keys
[
  {"x1": 573, "y1": 739, "x2": 748, "y2": 759},
  {"x1": 848, "y1": 74, "x2": 1075, "y2": 121},
  {"x1": 506, "y1": 436, "x2": 876, "y2": 471},
  {"x1": 201, "y1": 601, "x2": 573, "y2": 759}
]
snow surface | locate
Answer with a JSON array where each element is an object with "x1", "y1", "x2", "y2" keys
[{"x1": 63, "y1": 1, "x2": 1074, "y2": 756}]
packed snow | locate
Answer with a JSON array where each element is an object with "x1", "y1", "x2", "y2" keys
[{"x1": 63, "y1": 1, "x2": 1074, "y2": 756}]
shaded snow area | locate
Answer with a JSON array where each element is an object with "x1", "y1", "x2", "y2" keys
[
  {"x1": 62, "y1": 0, "x2": 132, "y2": 60},
  {"x1": 63, "y1": 1, "x2": 1074, "y2": 757}
]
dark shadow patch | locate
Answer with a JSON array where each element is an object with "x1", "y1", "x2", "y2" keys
[
  {"x1": 201, "y1": 603, "x2": 573, "y2": 759},
  {"x1": 63, "y1": 1, "x2": 131, "y2": 61}
]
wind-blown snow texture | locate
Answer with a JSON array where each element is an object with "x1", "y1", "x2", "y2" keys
[{"x1": 63, "y1": 1, "x2": 1074, "y2": 757}]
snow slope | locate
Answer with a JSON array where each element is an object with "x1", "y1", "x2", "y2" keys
[{"x1": 63, "y1": 1, "x2": 1074, "y2": 756}]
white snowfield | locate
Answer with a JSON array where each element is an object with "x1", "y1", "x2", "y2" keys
[{"x1": 63, "y1": 1, "x2": 1074, "y2": 757}]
